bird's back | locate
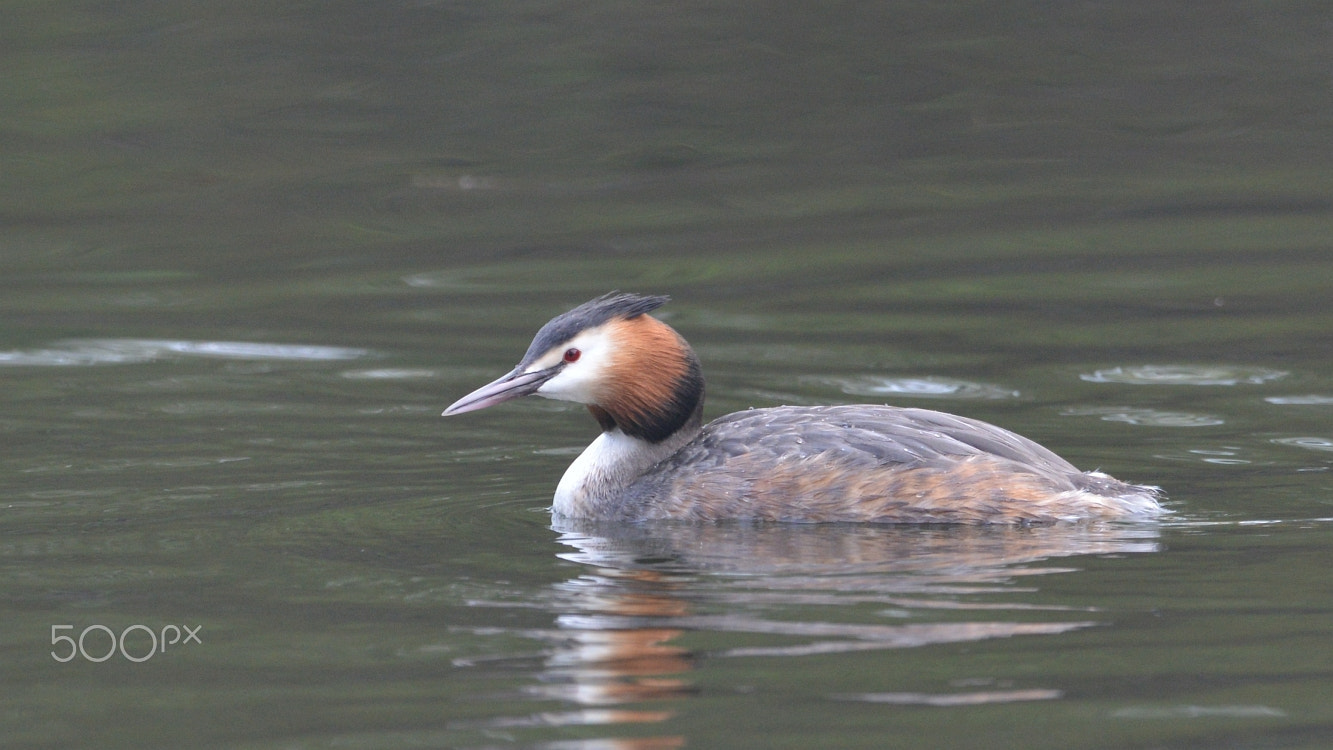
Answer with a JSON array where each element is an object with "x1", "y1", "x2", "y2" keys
[{"x1": 616, "y1": 405, "x2": 1162, "y2": 523}]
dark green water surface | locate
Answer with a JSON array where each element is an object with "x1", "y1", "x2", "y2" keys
[{"x1": 4, "y1": 2, "x2": 1333, "y2": 748}]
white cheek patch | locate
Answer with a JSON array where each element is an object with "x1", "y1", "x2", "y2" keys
[{"x1": 532, "y1": 327, "x2": 614, "y2": 403}]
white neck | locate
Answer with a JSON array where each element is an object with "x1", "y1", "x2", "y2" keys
[{"x1": 552, "y1": 426, "x2": 698, "y2": 518}]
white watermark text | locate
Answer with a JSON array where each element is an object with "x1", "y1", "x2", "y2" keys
[{"x1": 51, "y1": 624, "x2": 202, "y2": 663}]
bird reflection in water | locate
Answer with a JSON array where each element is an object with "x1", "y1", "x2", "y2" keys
[{"x1": 459, "y1": 521, "x2": 1160, "y2": 748}]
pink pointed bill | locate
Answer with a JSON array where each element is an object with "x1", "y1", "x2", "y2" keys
[{"x1": 442, "y1": 367, "x2": 556, "y2": 416}]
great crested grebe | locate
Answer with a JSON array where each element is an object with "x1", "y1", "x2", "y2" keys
[{"x1": 444, "y1": 293, "x2": 1164, "y2": 524}]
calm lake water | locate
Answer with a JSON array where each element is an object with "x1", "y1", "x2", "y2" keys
[{"x1": 4, "y1": 2, "x2": 1333, "y2": 748}]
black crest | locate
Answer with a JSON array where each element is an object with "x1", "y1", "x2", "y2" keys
[{"x1": 519, "y1": 292, "x2": 669, "y2": 367}]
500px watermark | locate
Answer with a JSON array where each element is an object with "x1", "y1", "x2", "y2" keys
[{"x1": 51, "y1": 624, "x2": 202, "y2": 663}]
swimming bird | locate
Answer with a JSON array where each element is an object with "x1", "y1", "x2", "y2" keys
[{"x1": 443, "y1": 293, "x2": 1164, "y2": 524}]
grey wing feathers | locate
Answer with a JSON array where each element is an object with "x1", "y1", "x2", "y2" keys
[
  {"x1": 689, "y1": 405, "x2": 1078, "y2": 473},
  {"x1": 617, "y1": 404, "x2": 1159, "y2": 523},
  {"x1": 883, "y1": 408, "x2": 1079, "y2": 471}
]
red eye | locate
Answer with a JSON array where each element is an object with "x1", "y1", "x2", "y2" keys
[{"x1": 563, "y1": 348, "x2": 581, "y2": 363}]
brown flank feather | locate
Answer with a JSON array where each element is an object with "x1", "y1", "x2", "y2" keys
[{"x1": 630, "y1": 453, "x2": 1145, "y2": 524}]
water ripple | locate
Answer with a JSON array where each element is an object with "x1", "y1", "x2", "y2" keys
[
  {"x1": 1271, "y1": 437, "x2": 1333, "y2": 453},
  {"x1": 820, "y1": 376, "x2": 1019, "y2": 400},
  {"x1": 341, "y1": 368, "x2": 439, "y2": 380},
  {"x1": 1081, "y1": 365, "x2": 1288, "y2": 386},
  {"x1": 834, "y1": 688, "x2": 1063, "y2": 706},
  {"x1": 1265, "y1": 394, "x2": 1333, "y2": 405},
  {"x1": 1155, "y1": 447, "x2": 1252, "y2": 465},
  {"x1": 1111, "y1": 705, "x2": 1286, "y2": 719},
  {"x1": 1061, "y1": 407, "x2": 1224, "y2": 427},
  {"x1": 0, "y1": 339, "x2": 371, "y2": 366}
]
